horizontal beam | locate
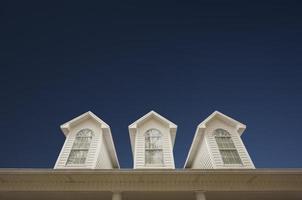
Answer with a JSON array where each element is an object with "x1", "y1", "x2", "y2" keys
[{"x1": 0, "y1": 169, "x2": 302, "y2": 192}]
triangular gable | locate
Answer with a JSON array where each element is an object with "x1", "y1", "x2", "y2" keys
[
  {"x1": 197, "y1": 111, "x2": 246, "y2": 135},
  {"x1": 60, "y1": 111, "x2": 109, "y2": 136},
  {"x1": 184, "y1": 111, "x2": 246, "y2": 168},
  {"x1": 60, "y1": 111, "x2": 119, "y2": 168},
  {"x1": 128, "y1": 110, "x2": 177, "y2": 155}
]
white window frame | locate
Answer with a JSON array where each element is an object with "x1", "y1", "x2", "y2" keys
[
  {"x1": 145, "y1": 129, "x2": 164, "y2": 166},
  {"x1": 66, "y1": 128, "x2": 94, "y2": 166},
  {"x1": 214, "y1": 129, "x2": 242, "y2": 165}
]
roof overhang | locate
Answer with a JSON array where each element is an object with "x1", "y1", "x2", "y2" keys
[
  {"x1": 0, "y1": 169, "x2": 302, "y2": 192},
  {"x1": 60, "y1": 111, "x2": 120, "y2": 168},
  {"x1": 184, "y1": 111, "x2": 246, "y2": 168},
  {"x1": 128, "y1": 111, "x2": 177, "y2": 155}
]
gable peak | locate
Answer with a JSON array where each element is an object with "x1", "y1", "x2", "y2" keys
[
  {"x1": 198, "y1": 111, "x2": 246, "y2": 135},
  {"x1": 128, "y1": 110, "x2": 177, "y2": 129},
  {"x1": 60, "y1": 111, "x2": 109, "y2": 136}
]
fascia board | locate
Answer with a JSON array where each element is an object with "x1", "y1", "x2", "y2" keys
[
  {"x1": 59, "y1": 111, "x2": 109, "y2": 136},
  {"x1": 184, "y1": 126, "x2": 205, "y2": 168},
  {"x1": 128, "y1": 110, "x2": 177, "y2": 153},
  {"x1": 103, "y1": 127, "x2": 120, "y2": 168}
]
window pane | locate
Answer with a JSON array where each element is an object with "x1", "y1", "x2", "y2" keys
[
  {"x1": 220, "y1": 150, "x2": 242, "y2": 164},
  {"x1": 66, "y1": 129, "x2": 94, "y2": 166},
  {"x1": 214, "y1": 129, "x2": 242, "y2": 165},
  {"x1": 145, "y1": 129, "x2": 163, "y2": 165},
  {"x1": 145, "y1": 129, "x2": 162, "y2": 149},
  {"x1": 216, "y1": 137, "x2": 235, "y2": 149},
  {"x1": 145, "y1": 135, "x2": 152, "y2": 149},
  {"x1": 145, "y1": 149, "x2": 163, "y2": 164},
  {"x1": 73, "y1": 137, "x2": 92, "y2": 148},
  {"x1": 76, "y1": 128, "x2": 93, "y2": 137},
  {"x1": 66, "y1": 150, "x2": 88, "y2": 164}
]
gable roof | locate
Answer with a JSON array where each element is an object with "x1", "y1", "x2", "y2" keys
[
  {"x1": 184, "y1": 111, "x2": 246, "y2": 168},
  {"x1": 60, "y1": 111, "x2": 120, "y2": 168},
  {"x1": 128, "y1": 110, "x2": 177, "y2": 155}
]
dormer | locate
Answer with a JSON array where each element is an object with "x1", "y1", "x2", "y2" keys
[
  {"x1": 128, "y1": 111, "x2": 177, "y2": 169},
  {"x1": 54, "y1": 111, "x2": 119, "y2": 169},
  {"x1": 184, "y1": 111, "x2": 255, "y2": 169}
]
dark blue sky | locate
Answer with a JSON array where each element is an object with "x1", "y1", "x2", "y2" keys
[{"x1": 1, "y1": 1, "x2": 302, "y2": 168}]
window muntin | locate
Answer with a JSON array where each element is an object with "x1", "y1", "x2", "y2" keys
[
  {"x1": 66, "y1": 129, "x2": 93, "y2": 165},
  {"x1": 67, "y1": 150, "x2": 88, "y2": 164},
  {"x1": 145, "y1": 129, "x2": 163, "y2": 165},
  {"x1": 214, "y1": 129, "x2": 242, "y2": 165}
]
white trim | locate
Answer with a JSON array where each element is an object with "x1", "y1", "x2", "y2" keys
[
  {"x1": 60, "y1": 111, "x2": 110, "y2": 136},
  {"x1": 184, "y1": 111, "x2": 246, "y2": 168},
  {"x1": 58, "y1": 111, "x2": 120, "y2": 168},
  {"x1": 1, "y1": 169, "x2": 302, "y2": 192},
  {"x1": 128, "y1": 111, "x2": 177, "y2": 155}
]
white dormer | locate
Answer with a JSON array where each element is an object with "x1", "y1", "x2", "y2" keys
[
  {"x1": 184, "y1": 111, "x2": 255, "y2": 169},
  {"x1": 128, "y1": 111, "x2": 177, "y2": 169},
  {"x1": 54, "y1": 111, "x2": 119, "y2": 169}
]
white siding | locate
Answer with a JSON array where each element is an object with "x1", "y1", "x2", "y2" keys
[
  {"x1": 134, "y1": 118, "x2": 175, "y2": 169},
  {"x1": 232, "y1": 133, "x2": 255, "y2": 168},
  {"x1": 96, "y1": 133, "x2": 114, "y2": 169},
  {"x1": 134, "y1": 128, "x2": 145, "y2": 168},
  {"x1": 191, "y1": 133, "x2": 214, "y2": 169},
  {"x1": 54, "y1": 119, "x2": 102, "y2": 169},
  {"x1": 54, "y1": 133, "x2": 74, "y2": 168},
  {"x1": 205, "y1": 119, "x2": 255, "y2": 169}
]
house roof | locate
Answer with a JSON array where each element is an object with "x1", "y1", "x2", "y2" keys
[
  {"x1": 128, "y1": 110, "x2": 177, "y2": 155},
  {"x1": 0, "y1": 169, "x2": 302, "y2": 196},
  {"x1": 60, "y1": 111, "x2": 120, "y2": 168},
  {"x1": 184, "y1": 111, "x2": 246, "y2": 168}
]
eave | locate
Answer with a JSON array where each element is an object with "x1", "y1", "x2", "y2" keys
[
  {"x1": 128, "y1": 111, "x2": 177, "y2": 155},
  {"x1": 184, "y1": 111, "x2": 246, "y2": 168},
  {"x1": 60, "y1": 111, "x2": 110, "y2": 136},
  {"x1": 59, "y1": 111, "x2": 120, "y2": 168},
  {"x1": 0, "y1": 169, "x2": 302, "y2": 192}
]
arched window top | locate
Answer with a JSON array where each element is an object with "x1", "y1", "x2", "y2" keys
[
  {"x1": 145, "y1": 129, "x2": 162, "y2": 137},
  {"x1": 66, "y1": 129, "x2": 94, "y2": 165},
  {"x1": 76, "y1": 128, "x2": 94, "y2": 138},
  {"x1": 214, "y1": 129, "x2": 231, "y2": 137},
  {"x1": 213, "y1": 128, "x2": 242, "y2": 165}
]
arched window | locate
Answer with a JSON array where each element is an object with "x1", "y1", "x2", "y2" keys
[
  {"x1": 66, "y1": 129, "x2": 94, "y2": 165},
  {"x1": 214, "y1": 129, "x2": 242, "y2": 165},
  {"x1": 145, "y1": 129, "x2": 163, "y2": 165}
]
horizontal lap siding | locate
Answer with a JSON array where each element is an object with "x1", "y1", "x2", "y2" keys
[
  {"x1": 206, "y1": 119, "x2": 255, "y2": 169},
  {"x1": 134, "y1": 119, "x2": 175, "y2": 169},
  {"x1": 207, "y1": 132, "x2": 224, "y2": 168},
  {"x1": 54, "y1": 134, "x2": 74, "y2": 168},
  {"x1": 232, "y1": 134, "x2": 255, "y2": 168},
  {"x1": 135, "y1": 133, "x2": 174, "y2": 169},
  {"x1": 96, "y1": 133, "x2": 113, "y2": 169},
  {"x1": 95, "y1": 132, "x2": 103, "y2": 168},
  {"x1": 162, "y1": 132, "x2": 174, "y2": 168},
  {"x1": 85, "y1": 131, "x2": 100, "y2": 168},
  {"x1": 134, "y1": 130, "x2": 145, "y2": 168},
  {"x1": 54, "y1": 120, "x2": 101, "y2": 169},
  {"x1": 192, "y1": 135, "x2": 214, "y2": 169}
]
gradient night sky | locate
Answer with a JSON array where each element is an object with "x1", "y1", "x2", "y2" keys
[{"x1": 1, "y1": 1, "x2": 302, "y2": 168}]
